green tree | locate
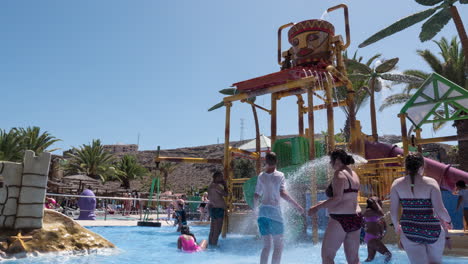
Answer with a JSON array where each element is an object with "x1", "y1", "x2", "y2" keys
[
  {"x1": 63, "y1": 139, "x2": 116, "y2": 181},
  {"x1": 0, "y1": 129, "x2": 23, "y2": 162},
  {"x1": 359, "y1": 0, "x2": 468, "y2": 74},
  {"x1": 232, "y1": 158, "x2": 256, "y2": 179},
  {"x1": 345, "y1": 56, "x2": 424, "y2": 141},
  {"x1": 379, "y1": 36, "x2": 468, "y2": 171},
  {"x1": 115, "y1": 155, "x2": 149, "y2": 189},
  {"x1": 335, "y1": 52, "x2": 421, "y2": 141},
  {"x1": 159, "y1": 162, "x2": 177, "y2": 192},
  {"x1": 0, "y1": 126, "x2": 61, "y2": 162},
  {"x1": 17, "y1": 126, "x2": 61, "y2": 154}
]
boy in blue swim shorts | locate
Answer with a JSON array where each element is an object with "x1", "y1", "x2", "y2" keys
[{"x1": 254, "y1": 152, "x2": 304, "y2": 264}]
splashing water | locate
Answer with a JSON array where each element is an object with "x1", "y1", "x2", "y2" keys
[{"x1": 320, "y1": 10, "x2": 329, "y2": 20}]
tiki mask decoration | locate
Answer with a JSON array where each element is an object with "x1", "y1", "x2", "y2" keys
[{"x1": 287, "y1": 19, "x2": 335, "y2": 67}]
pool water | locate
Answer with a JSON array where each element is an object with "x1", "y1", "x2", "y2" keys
[{"x1": 3, "y1": 225, "x2": 467, "y2": 264}]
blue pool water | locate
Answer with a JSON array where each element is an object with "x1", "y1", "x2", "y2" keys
[{"x1": 3, "y1": 225, "x2": 467, "y2": 264}]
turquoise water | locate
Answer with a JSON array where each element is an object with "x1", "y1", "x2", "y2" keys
[{"x1": 3, "y1": 225, "x2": 467, "y2": 264}]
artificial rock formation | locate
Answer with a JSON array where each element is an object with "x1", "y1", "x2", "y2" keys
[
  {"x1": 0, "y1": 210, "x2": 115, "y2": 258},
  {"x1": 0, "y1": 151, "x2": 51, "y2": 229}
]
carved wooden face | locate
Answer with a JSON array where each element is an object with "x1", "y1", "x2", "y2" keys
[
  {"x1": 291, "y1": 31, "x2": 329, "y2": 59},
  {"x1": 288, "y1": 20, "x2": 335, "y2": 66}
]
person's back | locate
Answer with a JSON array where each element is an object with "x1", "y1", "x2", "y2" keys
[{"x1": 390, "y1": 153, "x2": 451, "y2": 264}]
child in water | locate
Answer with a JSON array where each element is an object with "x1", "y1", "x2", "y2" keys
[
  {"x1": 173, "y1": 199, "x2": 187, "y2": 232},
  {"x1": 363, "y1": 196, "x2": 391, "y2": 263},
  {"x1": 177, "y1": 225, "x2": 207, "y2": 253}
]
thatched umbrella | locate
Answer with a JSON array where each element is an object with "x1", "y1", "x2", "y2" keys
[{"x1": 63, "y1": 175, "x2": 99, "y2": 193}]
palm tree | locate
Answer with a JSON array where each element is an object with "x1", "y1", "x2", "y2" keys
[
  {"x1": 0, "y1": 129, "x2": 23, "y2": 162},
  {"x1": 345, "y1": 57, "x2": 424, "y2": 141},
  {"x1": 115, "y1": 155, "x2": 148, "y2": 189},
  {"x1": 209, "y1": 89, "x2": 262, "y2": 174},
  {"x1": 63, "y1": 139, "x2": 115, "y2": 181},
  {"x1": 17, "y1": 126, "x2": 61, "y2": 154},
  {"x1": 159, "y1": 162, "x2": 177, "y2": 192},
  {"x1": 380, "y1": 36, "x2": 468, "y2": 171},
  {"x1": 359, "y1": 0, "x2": 468, "y2": 74}
]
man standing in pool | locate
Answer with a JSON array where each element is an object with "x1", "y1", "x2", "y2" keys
[
  {"x1": 207, "y1": 170, "x2": 228, "y2": 247},
  {"x1": 254, "y1": 152, "x2": 304, "y2": 264}
]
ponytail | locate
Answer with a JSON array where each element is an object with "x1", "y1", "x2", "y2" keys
[{"x1": 405, "y1": 153, "x2": 424, "y2": 193}]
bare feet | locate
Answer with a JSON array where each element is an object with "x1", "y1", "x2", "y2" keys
[{"x1": 384, "y1": 252, "x2": 392, "y2": 263}]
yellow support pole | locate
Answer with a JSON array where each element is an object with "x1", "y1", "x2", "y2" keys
[
  {"x1": 271, "y1": 93, "x2": 277, "y2": 147},
  {"x1": 324, "y1": 78, "x2": 335, "y2": 151},
  {"x1": 415, "y1": 128, "x2": 423, "y2": 153},
  {"x1": 297, "y1": 94, "x2": 304, "y2": 136},
  {"x1": 222, "y1": 102, "x2": 232, "y2": 238},
  {"x1": 399, "y1": 113, "x2": 409, "y2": 156},
  {"x1": 307, "y1": 85, "x2": 318, "y2": 244}
]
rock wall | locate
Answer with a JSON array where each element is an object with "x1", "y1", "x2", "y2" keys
[{"x1": 0, "y1": 151, "x2": 51, "y2": 230}]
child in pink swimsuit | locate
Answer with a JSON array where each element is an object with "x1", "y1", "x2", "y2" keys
[
  {"x1": 363, "y1": 196, "x2": 391, "y2": 263},
  {"x1": 177, "y1": 226, "x2": 207, "y2": 253}
]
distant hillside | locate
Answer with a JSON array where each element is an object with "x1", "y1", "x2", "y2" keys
[{"x1": 56, "y1": 134, "x2": 457, "y2": 194}]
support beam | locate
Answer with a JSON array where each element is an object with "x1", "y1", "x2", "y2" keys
[
  {"x1": 222, "y1": 102, "x2": 232, "y2": 238},
  {"x1": 271, "y1": 93, "x2": 278, "y2": 147},
  {"x1": 415, "y1": 128, "x2": 423, "y2": 153},
  {"x1": 398, "y1": 113, "x2": 409, "y2": 156},
  {"x1": 301, "y1": 100, "x2": 347, "y2": 112},
  {"x1": 324, "y1": 79, "x2": 335, "y2": 151},
  {"x1": 155, "y1": 157, "x2": 223, "y2": 164},
  {"x1": 307, "y1": 86, "x2": 318, "y2": 244},
  {"x1": 224, "y1": 77, "x2": 315, "y2": 103},
  {"x1": 296, "y1": 94, "x2": 304, "y2": 136},
  {"x1": 416, "y1": 134, "x2": 468, "y2": 145}
]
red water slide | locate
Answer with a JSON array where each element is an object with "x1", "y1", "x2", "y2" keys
[{"x1": 365, "y1": 140, "x2": 468, "y2": 191}]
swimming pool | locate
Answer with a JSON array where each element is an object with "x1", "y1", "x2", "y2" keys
[{"x1": 3, "y1": 225, "x2": 467, "y2": 264}]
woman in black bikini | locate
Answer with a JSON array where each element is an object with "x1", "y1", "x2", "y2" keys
[{"x1": 308, "y1": 149, "x2": 361, "y2": 264}]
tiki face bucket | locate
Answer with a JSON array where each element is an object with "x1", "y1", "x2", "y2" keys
[
  {"x1": 277, "y1": 4, "x2": 350, "y2": 69},
  {"x1": 288, "y1": 19, "x2": 335, "y2": 67}
]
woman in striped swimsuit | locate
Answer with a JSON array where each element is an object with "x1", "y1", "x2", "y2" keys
[{"x1": 390, "y1": 153, "x2": 451, "y2": 264}]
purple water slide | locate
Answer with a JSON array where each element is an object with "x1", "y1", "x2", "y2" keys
[{"x1": 365, "y1": 140, "x2": 468, "y2": 191}]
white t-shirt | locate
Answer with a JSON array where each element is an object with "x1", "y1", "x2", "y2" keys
[
  {"x1": 255, "y1": 170, "x2": 286, "y2": 207},
  {"x1": 459, "y1": 189, "x2": 468, "y2": 209}
]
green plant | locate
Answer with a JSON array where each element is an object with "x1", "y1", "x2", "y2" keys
[
  {"x1": 63, "y1": 139, "x2": 115, "y2": 181},
  {"x1": 115, "y1": 155, "x2": 149, "y2": 189}
]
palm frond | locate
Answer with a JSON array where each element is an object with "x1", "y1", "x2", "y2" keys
[
  {"x1": 379, "y1": 72, "x2": 425, "y2": 84},
  {"x1": 345, "y1": 59, "x2": 372, "y2": 74},
  {"x1": 415, "y1": 0, "x2": 444, "y2": 5},
  {"x1": 375, "y1": 58, "x2": 399, "y2": 73},
  {"x1": 359, "y1": 7, "x2": 438, "y2": 48},
  {"x1": 419, "y1": 7, "x2": 452, "y2": 41},
  {"x1": 208, "y1": 101, "x2": 225, "y2": 111},
  {"x1": 379, "y1": 94, "x2": 413, "y2": 111}
]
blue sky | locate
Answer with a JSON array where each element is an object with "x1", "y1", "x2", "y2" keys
[{"x1": 0, "y1": 0, "x2": 466, "y2": 153}]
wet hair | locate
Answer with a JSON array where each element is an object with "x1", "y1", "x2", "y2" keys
[
  {"x1": 366, "y1": 196, "x2": 383, "y2": 209},
  {"x1": 212, "y1": 170, "x2": 223, "y2": 179},
  {"x1": 265, "y1": 152, "x2": 277, "y2": 165},
  {"x1": 329, "y1": 149, "x2": 354, "y2": 166},
  {"x1": 180, "y1": 225, "x2": 190, "y2": 235},
  {"x1": 405, "y1": 152, "x2": 424, "y2": 193},
  {"x1": 456, "y1": 180, "x2": 466, "y2": 189}
]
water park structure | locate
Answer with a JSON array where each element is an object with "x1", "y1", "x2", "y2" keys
[{"x1": 152, "y1": 2, "x2": 468, "y2": 246}]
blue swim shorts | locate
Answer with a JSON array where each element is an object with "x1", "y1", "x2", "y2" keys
[{"x1": 257, "y1": 217, "x2": 284, "y2": 236}]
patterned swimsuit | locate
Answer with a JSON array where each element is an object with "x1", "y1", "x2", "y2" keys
[{"x1": 400, "y1": 198, "x2": 441, "y2": 244}]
